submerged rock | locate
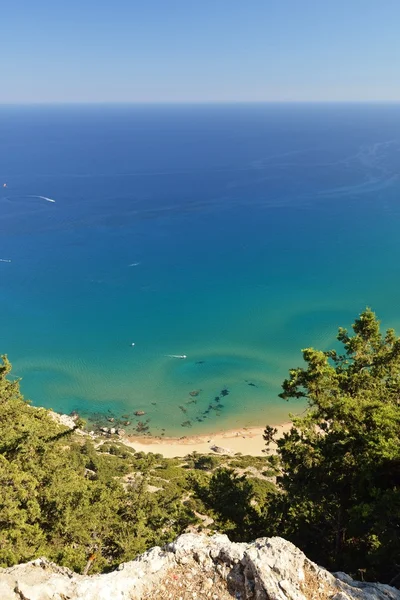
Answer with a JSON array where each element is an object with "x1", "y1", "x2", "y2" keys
[
  {"x1": 136, "y1": 422, "x2": 149, "y2": 433},
  {"x1": 134, "y1": 410, "x2": 146, "y2": 416}
]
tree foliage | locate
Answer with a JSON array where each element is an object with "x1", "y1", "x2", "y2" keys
[
  {"x1": 265, "y1": 308, "x2": 400, "y2": 584},
  {"x1": 0, "y1": 355, "x2": 196, "y2": 573},
  {"x1": 193, "y1": 468, "x2": 257, "y2": 539},
  {"x1": 193, "y1": 467, "x2": 276, "y2": 540}
]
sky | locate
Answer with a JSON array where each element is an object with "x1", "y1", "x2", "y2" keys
[{"x1": 1, "y1": 0, "x2": 400, "y2": 103}]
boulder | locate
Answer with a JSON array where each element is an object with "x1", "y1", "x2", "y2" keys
[{"x1": 210, "y1": 444, "x2": 233, "y2": 455}]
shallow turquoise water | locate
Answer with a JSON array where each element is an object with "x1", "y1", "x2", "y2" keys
[{"x1": 1, "y1": 104, "x2": 400, "y2": 435}]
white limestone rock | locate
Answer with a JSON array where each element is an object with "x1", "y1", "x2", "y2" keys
[
  {"x1": 48, "y1": 410, "x2": 77, "y2": 429},
  {"x1": 0, "y1": 534, "x2": 399, "y2": 600}
]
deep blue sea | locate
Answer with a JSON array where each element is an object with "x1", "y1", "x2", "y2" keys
[{"x1": 1, "y1": 104, "x2": 400, "y2": 436}]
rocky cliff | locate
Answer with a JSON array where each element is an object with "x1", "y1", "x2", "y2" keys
[{"x1": 0, "y1": 534, "x2": 399, "y2": 600}]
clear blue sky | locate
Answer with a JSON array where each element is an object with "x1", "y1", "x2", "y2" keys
[{"x1": 2, "y1": 0, "x2": 400, "y2": 103}]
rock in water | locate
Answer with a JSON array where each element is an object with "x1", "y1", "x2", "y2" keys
[{"x1": 0, "y1": 534, "x2": 399, "y2": 600}]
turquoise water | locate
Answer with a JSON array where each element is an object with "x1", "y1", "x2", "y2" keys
[{"x1": 1, "y1": 104, "x2": 400, "y2": 436}]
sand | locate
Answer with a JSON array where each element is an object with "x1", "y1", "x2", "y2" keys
[{"x1": 122, "y1": 422, "x2": 293, "y2": 458}]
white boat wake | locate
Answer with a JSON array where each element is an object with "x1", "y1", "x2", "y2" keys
[
  {"x1": 166, "y1": 354, "x2": 187, "y2": 359},
  {"x1": 0, "y1": 258, "x2": 11, "y2": 263},
  {"x1": 28, "y1": 195, "x2": 56, "y2": 203},
  {"x1": 1, "y1": 194, "x2": 56, "y2": 204}
]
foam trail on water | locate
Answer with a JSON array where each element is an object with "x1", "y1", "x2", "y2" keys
[
  {"x1": 1, "y1": 195, "x2": 57, "y2": 204},
  {"x1": 0, "y1": 258, "x2": 11, "y2": 263},
  {"x1": 36, "y1": 195, "x2": 56, "y2": 203},
  {"x1": 166, "y1": 354, "x2": 187, "y2": 359}
]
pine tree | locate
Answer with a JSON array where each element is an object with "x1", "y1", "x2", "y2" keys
[{"x1": 265, "y1": 309, "x2": 400, "y2": 583}]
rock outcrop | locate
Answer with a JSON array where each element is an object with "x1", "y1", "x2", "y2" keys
[
  {"x1": 48, "y1": 410, "x2": 78, "y2": 430},
  {"x1": 0, "y1": 534, "x2": 399, "y2": 600}
]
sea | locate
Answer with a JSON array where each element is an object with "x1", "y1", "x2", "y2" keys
[{"x1": 1, "y1": 103, "x2": 400, "y2": 437}]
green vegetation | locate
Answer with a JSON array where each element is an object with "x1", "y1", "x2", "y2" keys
[
  {"x1": 0, "y1": 355, "x2": 270, "y2": 574},
  {"x1": 0, "y1": 356, "x2": 196, "y2": 573},
  {"x1": 264, "y1": 308, "x2": 400, "y2": 585},
  {"x1": 1, "y1": 308, "x2": 399, "y2": 586},
  {"x1": 193, "y1": 468, "x2": 276, "y2": 540}
]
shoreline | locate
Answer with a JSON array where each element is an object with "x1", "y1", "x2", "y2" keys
[{"x1": 122, "y1": 421, "x2": 293, "y2": 458}]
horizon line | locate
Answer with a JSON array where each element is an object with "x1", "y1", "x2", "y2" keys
[{"x1": 1, "y1": 100, "x2": 400, "y2": 107}]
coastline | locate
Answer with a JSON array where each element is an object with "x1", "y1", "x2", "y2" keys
[{"x1": 122, "y1": 421, "x2": 293, "y2": 458}]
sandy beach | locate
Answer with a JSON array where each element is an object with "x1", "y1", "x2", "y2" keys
[{"x1": 123, "y1": 422, "x2": 293, "y2": 458}]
